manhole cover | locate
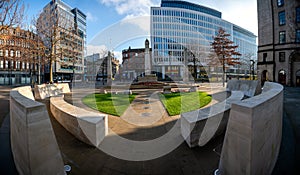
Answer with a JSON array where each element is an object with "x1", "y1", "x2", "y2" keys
[
  {"x1": 141, "y1": 113, "x2": 151, "y2": 117},
  {"x1": 144, "y1": 106, "x2": 149, "y2": 109}
]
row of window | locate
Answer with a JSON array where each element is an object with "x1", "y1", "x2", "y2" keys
[
  {"x1": 262, "y1": 52, "x2": 286, "y2": 62},
  {"x1": 278, "y1": 7, "x2": 300, "y2": 26},
  {"x1": 279, "y1": 29, "x2": 300, "y2": 43},
  {"x1": 0, "y1": 60, "x2": 39, "y2": 70},
  {"x1": 0, "y1": 50, "x2": 23, "y2": 58},
  {"x1": 0, "y1": 29, "x2": 37, "y2": 40},
  {"x1": 0, "y1": 39, "x2": 36, "y2": 48}
]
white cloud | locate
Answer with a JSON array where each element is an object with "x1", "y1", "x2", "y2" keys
[
  {"x1": 100, "y1": 0, "x2": 159, "y2": 16},
  {"x1": 99, "y1": 0, "x2": 257, "y2": 35},
  {"x1": 86, "y1": 12, "x2": 98, "y2": 22},
  {"x1": 121, "y1": 15, "x2": 150, "y2": 33},
  {"x1": 87, "y1": 45, "x2": 108, "y2": 56}
]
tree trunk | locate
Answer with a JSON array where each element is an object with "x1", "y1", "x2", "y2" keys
[{"x1": 222, "y1": 56, "x2": 225, "y2": 87}]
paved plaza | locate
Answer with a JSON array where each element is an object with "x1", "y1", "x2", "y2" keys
[{"x1": 0, "y1": 85, "x2": 299, "y2": 174}]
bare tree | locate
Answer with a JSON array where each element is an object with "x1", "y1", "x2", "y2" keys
[
  {"x1": 34, "y1": 2, "x2": 81, "y2": 83},
  {"x1": 211, "y1": 28, "x2": 241, "y2": 86},
  {"x1": 0, "y1": 0, "x2": 25, "y2": 32},
  {"x1": 184, "y1": 40, "x2": 209, "y2": 81}
]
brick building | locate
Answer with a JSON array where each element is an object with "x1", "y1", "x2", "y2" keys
[
  {"x1": 0, "y1": 27, "x2": 45, "y2": 85},
  {"x1": 121, "y1": 39, "x2": 152, "y2": 81}
]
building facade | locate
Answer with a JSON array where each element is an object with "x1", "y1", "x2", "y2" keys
[
  {"x1": 151, "y1": 0, "x2": 257, "y2": 80},
  {"x1": 257, "y1": 0, "x2": 300, "y2": 86},
  {"x1": 38, "y1": 0, "x2": 86, "y2": 82},
  {"x1": 121, "y1": 39, "x2": 152, "y2": 81},
  {"x1": 85, "y1": 53, "x2": 119, "y2": 82},
  {"x1": 0, "y1": 27, "x2": 45, "y2": 85}
]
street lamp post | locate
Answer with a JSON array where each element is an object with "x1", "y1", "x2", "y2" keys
[{"x1": 250, "y1": 59, "x2": 255, "y2": 80}]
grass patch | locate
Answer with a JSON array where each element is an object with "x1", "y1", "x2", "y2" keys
[
  {"x1": 82, "y1": 93, "x2": 136, "y2": 116},
  {"x1": 159, "y1": 92, "x2": 212, "y2": 116}
]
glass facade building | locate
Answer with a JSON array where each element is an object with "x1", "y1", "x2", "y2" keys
[
  {"x1": 38, "y1": 0, "x2": 86, "y2": 82},
  {"x1": 151, "y1": 0, "x2": 257, "y2": 80}
]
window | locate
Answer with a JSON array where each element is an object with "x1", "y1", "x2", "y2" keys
[
  {"x1": 279, "y1": 52, "x2": 285, "y2": 62},
  {"x1": 278, "y1": 11, "x2": 285, "y2": 25},
  {"x1": 16, "y1": 61, "x2": 20, "y2": 69},
  {"x1": 277, "y1": 0, "x2": 284, "y2": 7},
  {"x1": 0, "y1": 50, "x2": 3, "y2": 56},
  {"x1": 10, "y1": 50, "x2": 14, "y2": 57},
  {"x1": 263, "y1": 53, "x2": 267, "y2": 62},
  {"x1": 279, "y1": 31, "x2": 286, "y2": 44},
  {"x1": 5, "y1": 50, "x2": 8, "y2": 57},
  {"x1": 0, "y1": 61, "x2": 3, "y2": 69},
  {"x1": 297, "y1": 7, "x2": 300, "y2": 23},
  {"x1": 296, "y1": 29, "x2": 300, "y2": 43},
  {"x1": 11, "y1": 61, "x2": 14, "y2": 69}
]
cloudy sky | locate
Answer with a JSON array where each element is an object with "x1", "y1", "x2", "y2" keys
[{"x1": 25, "y1": 0, "x2": 257, "y2": 57}]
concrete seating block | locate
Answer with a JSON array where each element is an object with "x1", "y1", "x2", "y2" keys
[
  {"x1": 181, "y1": 91, "x2": 244, "y2": 147},
  {"x1": 10, "y1": 86, "x2": 65, "y2": 175},
  {"x1": 50, "y1": 96, "x2": 108, "y2": 147},
  {"x1": 189, "y1": 86, "x2": 198, "y2": 92},
  {"x1": 34, "y1": 83, "x2": 70, "y2": 100},
  {"x1": 99, "y1": 88, "x2": 108, "y2": 94},
  {"x1": 218, "y1": 82, "x2": 283, "y2": 175},
  {"x1": 226, "y1": 80, "x2": 260, "y2": 97},
  {"x1": 122, "y1": 90, "x2": 133, "y2": 95},
  {"x1": 163, "y1": 86, "x2": 172, "y2": 94}
]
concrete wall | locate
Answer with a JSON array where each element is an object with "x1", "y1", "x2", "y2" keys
[
  {"x1": 50, "y1": 96, "x2": 108, "y2": 147},
  {"x1": 218, "y1": 82, "x2": 283, "y2": 175},
  {"x1": 10, "y1": 86, "x2": 65, "y2": 175},
  {"x1": 181, "y1": 91, "x2": 244, "y2": 147},
  {"x1": 34, "y1": 83, "x2": 70, "y2": 100}
]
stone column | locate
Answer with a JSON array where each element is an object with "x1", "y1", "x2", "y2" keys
[{"x1": 144, "y1": 39, "x2": 151, "y2": 75}]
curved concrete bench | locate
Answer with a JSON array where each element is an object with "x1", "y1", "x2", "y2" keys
[
  {"x1": 10, "y1": 86, "x2": 64, "y2": 175},
  {"x1": 218, "y1": 82, "x2": 283, "y2": 175},
  {"x1": 50, "y1": 96, "x2": 108, "y2": 147},
  {"x1": 226, "y1": 80, "x2": 260, "y2": 97},
  {"x1": 181, "y1": 91, "x2": 244, "y2": 147},
  {"x1": 34, "y1": 83, "x2": 70, "y2": 100}
]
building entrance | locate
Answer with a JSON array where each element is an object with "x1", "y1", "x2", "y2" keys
[{"x1": 278, "y1": 70, "x2": 286, "y2": 85}]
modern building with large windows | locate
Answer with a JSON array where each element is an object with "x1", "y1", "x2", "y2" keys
[
  {"x1": 151, "y1": 0, "x2": 257, "y2": 80},
  {"x1": 257, "y1": 0, "x2": 300, "y2": 86},
  {"x1": 38, "y1": 0, "x2": 86, "y2": 82}
]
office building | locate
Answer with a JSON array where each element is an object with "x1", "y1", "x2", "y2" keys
[
  {"x1": 151, "y1": 0, "x2": 257, "y2": 80},
  {"x1": 38, "y1": 0, "x2": 86, "y2": 82}
]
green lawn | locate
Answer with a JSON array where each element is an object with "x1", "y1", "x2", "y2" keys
[
  {"x1": 159, "y1": 92, "x2": 212, "y2": 116},
  {"x1": 82, "y1": 93, "x2": 136, "y2": 116}
]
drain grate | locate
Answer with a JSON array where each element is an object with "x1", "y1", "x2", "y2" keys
[{"x1": 141, "y1": 113, "x2": 151, "y2": 117}]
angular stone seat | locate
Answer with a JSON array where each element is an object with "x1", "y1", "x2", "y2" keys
[
  {"x1": 218, "y1": 82, "x2": 283, "y2": 175},
  {"x1": 50, "y1": 96, "x2": 108, "y2": 147},
  {"x1": 181, "y1": 91, "x2": 244, "y2": 147},
  {"x1": 34, "y1": 83, "x2": 70, "y2": 100},
  {"x1": 10, "y1": 86, "x2": 65, "y2": 175}
]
